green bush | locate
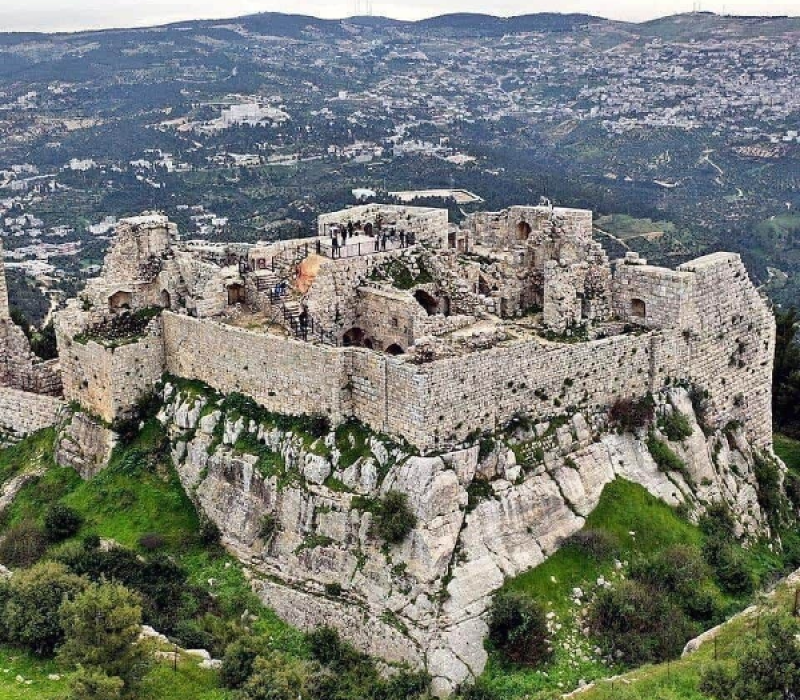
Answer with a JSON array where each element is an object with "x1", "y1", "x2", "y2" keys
[
  {"x1": 44, "y1": 503, "x2": 83, "y2": 542},
  {"x1": 565, "y1": 529, "x2": 620, "y2": 560},
  {"x1": 703, "y1": 535, "x2": 755, "y2": 596},
  {"x1": 373, "y1": 491, "x2": 417, "y2": 544},
  {"x1": 588, "y1": 580, "x2": 696, "y2": 664},
  {"x1": 2, "y1": 561, "x2": 88, "y2": 655},
  {"x1": 488, "y1": 591, "x2": 552, "y2": 667},
  {"x1": 0, "y1": 519, "x2": 48, "y2": 568},
  {"x1": 647, "y1": 433, "x2": 686, "y2": 474},
  {"x1": 59, "y1": 581, "x2": 152, "y2": 691},
  {"x1": 659, "y1": 410, "x2": 694, "y2": 441},
  {"x1": 66, "y1": 667, "x2": 125, "y2": 700},
  {"x1": 220, "y1": 638, "x2": 259, "y2": 690},
  {"x1": 701, "y1": 614, "x2": 800, "y2": 700},
  {"x1": 240, "y1": 653, "x2": 314, "y2": 700}
]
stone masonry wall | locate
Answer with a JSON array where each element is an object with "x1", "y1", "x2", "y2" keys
[
  {"x1": 0, "y1": 387, "x2": 64, "y2": 439},
  {"x1": 59, "y1": 319, "x2": 165, "y2": 423},
  {"x1": 162, "y1": 313, "x2": 346, "y2": 422}
]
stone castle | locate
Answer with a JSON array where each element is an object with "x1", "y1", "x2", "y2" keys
[
  {"x1": 1, "y1": 200, "x2": 765, "y2": 454},
  {"x1": 0, "y1": 201, "x2": 780, "y2": 693}
]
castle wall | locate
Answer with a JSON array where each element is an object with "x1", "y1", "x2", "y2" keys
[
  {"x1": 679, "y1": 253, "x2": 774, "y2": 447},
  {"x1": 58, "y1": 320, "x2": 165, "y2": 423},
  {"x1": 612, "y1": 255, "x2": 694, "y2": 329},
  {"x1": 411, "y1": 332, "x2": 670, "y2": 450},
  {"x1": 162, "y1": 313, "x2": 346, "y2": 422},
  {"x1": 0, "y1": 387, "x2": 64, "y2": 439}
]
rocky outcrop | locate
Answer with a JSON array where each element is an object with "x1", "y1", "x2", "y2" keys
[
  {"x1": 55, "y1": 411, "x2": 118, "y2": 479},
  {"x1": 156, "y1": 383, "x2": 774, "y2": 696}
]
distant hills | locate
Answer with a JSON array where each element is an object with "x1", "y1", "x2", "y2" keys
[{"x1": 1, "y1": 10, "x2": 798, "y2": 42}]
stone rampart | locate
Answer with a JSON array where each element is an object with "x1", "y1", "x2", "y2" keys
[
  {"x1": 0, "y1": 387, "x2": 64, "y2": 439},
  {"x1": 162, "y1": 313, "x2": 346, "y2": 422}
]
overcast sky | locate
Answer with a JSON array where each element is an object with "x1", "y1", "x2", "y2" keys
[{"x1": 0, "y1": 0, "x2": 797, "y2": 33}]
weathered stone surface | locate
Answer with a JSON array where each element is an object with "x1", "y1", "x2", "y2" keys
[{"x1": 55, "y1": 412, "x2": 117, "y2": 479}]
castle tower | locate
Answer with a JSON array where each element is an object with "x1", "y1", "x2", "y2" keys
[{"x1": 0, "y1": 239, "x2": 9, "y2": 321}]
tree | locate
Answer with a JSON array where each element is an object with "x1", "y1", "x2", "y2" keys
[
  {"x1": 58, "y1": 582, "x2": 151, "y2": 693},
  {"x1": 488, "y1": 591, "x2": 552, "y2": 666},
  {"x1": 2, "y1": 561, "x2": 87, "y2": 655},
  {"x1": 774, "y1": 308, "x2": 800, "y2": 438}
]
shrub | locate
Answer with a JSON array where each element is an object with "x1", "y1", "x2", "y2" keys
[
  {"x1": 138, "y1": 532, "x2": 165, "y2": 551},
  {"x1": 3, "y1": 561, "x2": 88, "y2": 655},
  {"x1": 241, "y1": 653, "x2": 314, "y2": 700},
  {"x1": 373, "y1": 491, "x2": 417, "y2": 544},
  {"x1": 629, "y1": 545, "x2": 709, "y2": 599},
  {"x1": 220, "y1": 638, "x2": 260, "y2": 690},
  {"x1": 44, "y1": 504, "x2": 83, "y2": 543},
  {"x1": 172, "y1": 619, "x2": 214, "y2": 651},
  {"x1": 647, "y1": 433, "x2": 686, "y2": 474},
  {"x1": 589, "y1": 580, "x2": 696, "y2": 664},
  {"x1": 308, "y1": 626, "x2": 355, "y2": 668},
  {"x1": 0, "y1": 519, "x2": 48, "y2": 569},
  {"x1": 703, "y1": 536, "x2": 754, "y2": 596},
  {"x1": 565, "y1": 529, "x2": 620, "y2": 560},
  {"x1": 609, "y1": 395, "x2": 654, "y2": 432},
  {"x1": 199, "y1": 516, "x2": 221, "y2": 546},
  {"x1": 488, "y1": 591, "x2": 552, "y2": 666},
  {"x1": 753, "y1": 452, "x2": 787, "y2": 525},
  {"x1": 459, "y1": 679, "x2": 501, "y2": 700},
  {"x1": 659, "y1": 410, "x2": 694, "y2": 441},
  {"x1": 699, "y1": 502, "x2": 737, "y2": 540},
  {"x1": 259, "y1": 513, "x2": 278, "y2": 541},
  {"x1": 66, "y1": 667, "x2": 125, "y2": 700},
  {"x1": 380, "y1": 670, "x2": 431, "y2": 699}
]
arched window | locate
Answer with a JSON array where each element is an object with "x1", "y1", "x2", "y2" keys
[
  {"x1": 631, "y1": 298, "x2": 646, "y2": 319},
  {"x1": 516, "y1": 221, "x2": 532, "y2": 240},
  {"x1": 108, "y1": 290, "x2": 132, "y2": 311},
  {"x1": 385, "y1": 343, "x2": 405, "y2": 356},
  {"x1": 160, "y1": 290, "x2": 171, "y2": 309}
]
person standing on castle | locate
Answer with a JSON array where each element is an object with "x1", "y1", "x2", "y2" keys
[
  {"x1": 347, "y1": 220, "x2": 354, "y2": 239},
  {"x1": 332, "y1": 231, "x2": 340, "y2": 259},
  {"x1": 381, "y1": 232, "x2": 388, "y2": 251},
  {"x1": 400, "y1": 230, "x2": 406, "y2": 248}
]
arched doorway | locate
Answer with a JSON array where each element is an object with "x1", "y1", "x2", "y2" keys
[
  {"x1": 631, "y1": 298, "x2": 646, "y2": 319},
  {"x1": 385, "y1": 343, "x2": 404, "y2": 356},
  {"x1": 160, "y1": 290, "x2": 171, "y2": 309},
  {"x1": 516, "y1": 221, "x2": 532, "y2": 241},
  {"x1": 227, "y1": 283, "x2": 245, "y2": 305},
  {"x1": 414, "y1": 289, "x2": 439, "y2": 316},
  {"x1": 343, "y1": 327, "x2": 368, "y2": 347},
  {"x1": 108, "y1": 290, "x2": 132, "y2": 311},
  {"x1": 364, "y1": 222, "x2": 374, "y2": 237}
]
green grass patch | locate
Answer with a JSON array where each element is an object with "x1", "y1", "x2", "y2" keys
[{"x1": 775, "y1": 433, "x2": 800, "y2": 473}]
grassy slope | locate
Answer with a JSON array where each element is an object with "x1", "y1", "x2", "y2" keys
[
  {"x1": 479, "y1": 476, "x2": 775, "y2": 699},
  {"x1": 0, "y1": 421, "x2": 306, "y2": 700}
]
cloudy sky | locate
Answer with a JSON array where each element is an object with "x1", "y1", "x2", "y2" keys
[{"x1": 0, "y1": 0, "x2": 796, "y2": 32}]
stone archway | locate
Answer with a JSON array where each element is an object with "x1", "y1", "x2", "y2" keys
[
  {"x1": 385, "y1": 343, "x2": 405, "y2": 356},
  {"x1": 160, "y1": 289, "x2": 171, "y2": 309},
  {"x1": 343, "y1": 327, "x2": 368, "y2": 347},
  {"x1": 516, "y1": 221, "x2": 532, "y2": 241},
  {"x1": 631, "y1": 298, "x2": 646, "y2": 319}
]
